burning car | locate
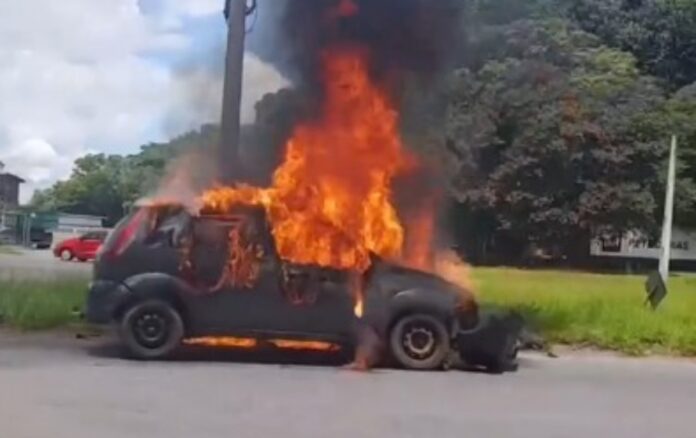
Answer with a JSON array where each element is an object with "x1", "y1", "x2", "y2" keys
[
  {"x1": 86, "y1": 204, "x2": 518, "y2": 371},
  {"x1": 85, "y1": 2, "x2": 522, "y2": 372}
]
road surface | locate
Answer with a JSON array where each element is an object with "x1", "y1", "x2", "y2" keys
[
  {"x1": 0, "y1": 247, "x2": 90, "y2": 280},
  {"x1": 1, "y1": 331, "x2": 695, "y2": 438}
]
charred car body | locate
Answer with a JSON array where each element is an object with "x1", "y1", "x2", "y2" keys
[{"x1": 87, "y1": 205, "x2": 519, "y2": 372}]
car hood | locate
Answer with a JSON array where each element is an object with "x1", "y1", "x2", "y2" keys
[{"x1": 368, "y1": 258, "x2": 475, "y2": 304}]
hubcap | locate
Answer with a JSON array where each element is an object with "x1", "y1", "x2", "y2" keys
[
  {"x1": 133, "y1": 311, "x2": 169, "y2": 348},
  {"x1": 402, "y1": 324, "x2": 437, "y2": 360}
]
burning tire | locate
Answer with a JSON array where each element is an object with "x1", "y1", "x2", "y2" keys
[
  {"x1": 119, "y1": 299, "x2": 184, "y2": 360},
  {"x1": 389, "y1": 314, "x2": 450, "y2": 370}
]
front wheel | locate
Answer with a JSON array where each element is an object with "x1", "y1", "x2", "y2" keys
[
  {"x1": 389, "y1": 314, "x2": 450, "y2": 370},
  {"x1": 119, "y1": 299, "x2": 184, "y2": 360}
]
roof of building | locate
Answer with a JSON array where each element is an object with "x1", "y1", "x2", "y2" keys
[{"x1": 0, "y1": 173, "x2": 26, "y2": 183}]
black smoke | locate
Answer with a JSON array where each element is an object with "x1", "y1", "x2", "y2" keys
[{"x1": 271, "y1": 0, "x2": 465, "y2": 89}]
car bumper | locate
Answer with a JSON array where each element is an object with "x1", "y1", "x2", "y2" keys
[
  {"x1": 85, "y1": 280, "x2": 130, "y2": 324},
  {"x1": 456, "y1": 310, "x2": 523, "y2": 372}
]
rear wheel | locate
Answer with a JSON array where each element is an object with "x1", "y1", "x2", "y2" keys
[
  {"x1": 389, "y1": 314, "x2": 450, "y2": 370},
  {"x1": 119, "y1": 299, "x2": 184, "y2": 360}
]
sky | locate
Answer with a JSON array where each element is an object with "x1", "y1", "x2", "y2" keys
[{"x1": 0, "y1": 0, "x2": 288, "y2": 203}]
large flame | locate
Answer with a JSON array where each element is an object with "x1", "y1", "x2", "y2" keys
[{"x1": 202, "y1": 47, "x2": 413, "y2": 273}]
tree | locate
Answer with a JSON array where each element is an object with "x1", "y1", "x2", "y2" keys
[
  {"x1": 441, "y1": 18, "x2": 684, "y2": 263},
  {"x1": 569, "y1": 0, "x2": 696, "y2": 88}
]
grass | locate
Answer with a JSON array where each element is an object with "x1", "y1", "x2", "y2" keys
[
  {"x1": 0, "y1": 245, "x2": 21, "y2": 255},
  {"x1": 474, "y1": 268, "x2": 696, "y2": 356},
  {"x1": 0, "y1": 278, "x2": 87, "y2": 330}
]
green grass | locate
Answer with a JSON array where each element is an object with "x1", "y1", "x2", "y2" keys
[
  {"x1": 0, "y1": 245, "x2": 21, "y2": 255},
  {"x1": 0, "y1": 278, "x2": 87, "y2": 330},
  {"x1": 474, "y1": 268, "x2": 696, "y2": 356}
]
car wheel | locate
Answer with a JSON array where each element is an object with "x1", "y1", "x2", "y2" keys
[
  {"x1": 389, "y1": 314, "x2": 450, "y2": 370},
  {"x1": 119, "y1": 299, "x2": 184, "y2": 360},
  {"x1": 60, "y1": 249, "x2": 73, "y2": 261}
]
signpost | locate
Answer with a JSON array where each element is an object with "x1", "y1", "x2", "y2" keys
[
  {"x1": 659, "y1": 135, "x2": 678, "y2": 284},
  {"x1": 644, "y1": 136, "x2": 678, "y2": 310}
]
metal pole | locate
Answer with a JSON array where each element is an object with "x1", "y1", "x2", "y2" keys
[
  {"x1": 659, "y1": 135, "x2": 678, "y2": 283},
  {"x1": 220, "y1": 0, "x2": 248, "y2": 182}
]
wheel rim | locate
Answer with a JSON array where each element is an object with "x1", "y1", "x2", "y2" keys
[
  {"x1": 61, "y1": 250, "x2": 71, "y2": 260},
  {"x1": 401, "y1": 321, "x2": 439, "y2": 361},
  {"x1": 132, "y1": 310, "x2": 170, "y2": 349}
]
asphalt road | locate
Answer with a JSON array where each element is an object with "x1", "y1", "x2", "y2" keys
[
  {"x1": 0, "y1": 247, "x2": 90, "y2": 280},
  {"x1": 1, "y1": 332, "x2": 695, "y2": 438}
]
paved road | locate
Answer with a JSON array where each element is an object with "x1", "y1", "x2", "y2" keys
[
  {"x1": 1, "y1": 332, "x2": 695, "y2": 438},
  {"x1": 0, "y1": 247, "x2": 90, "y2": 280}
]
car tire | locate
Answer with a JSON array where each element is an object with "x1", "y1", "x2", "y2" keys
[
  {"x1": 60, "y1": 249, "x2": 73, "y2": 261},
  {"x1": 389, "y1": 314, "x2": 450, "y2": 370},
  {"x1": 119, "y1": 299, "x2": 184, "y2": 360}
]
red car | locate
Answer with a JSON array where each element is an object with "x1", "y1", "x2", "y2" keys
[{"x1": 53, "y1": 231, "x2": 109, "y2": 262}]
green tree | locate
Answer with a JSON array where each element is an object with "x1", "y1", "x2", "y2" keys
[{"x1": 442, "y1": 18, "x2": 686, "y2": 262}]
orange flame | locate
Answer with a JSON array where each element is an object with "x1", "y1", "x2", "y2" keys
[
  {"x1": 202, "y1": 47, "x2": 411, "y2": 275},
  {"x1": 183, "y1": 337, "x2": 340, "y2": 352},
  {"x1": 184, "y1": 337, "x2": 258, "y2": 349},
  {"x1": 268, "y1": 339, "x2": 341, "y2": 352}
]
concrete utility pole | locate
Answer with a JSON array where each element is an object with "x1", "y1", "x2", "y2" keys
[
  {"x1": 658, "y1": 135, "x2": 678, "y2": 283},
  {"x1": 220, "y1": 0, "x2": 250, "y2": 181}
]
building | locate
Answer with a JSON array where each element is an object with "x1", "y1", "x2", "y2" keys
[
  {"x1": 0, "y1": 161, "x2": 24, "y2": 208},
  {"x1": 0, "y1": 162, "x2": 25, "y2": 244},
  {"x1": 591, "y1": 228, "x2": 696, "y2": 271}
]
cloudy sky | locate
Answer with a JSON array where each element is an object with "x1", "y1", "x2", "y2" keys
[{"x1": 0, "y1": 0, "x2": 288, "y2": 202}]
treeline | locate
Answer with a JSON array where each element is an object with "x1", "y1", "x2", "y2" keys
[{"x1": 33, "y1": 0, "x2": 696, "y2": 264}]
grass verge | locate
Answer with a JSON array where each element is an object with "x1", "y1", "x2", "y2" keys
[
  {"x1": 474, "y1": 268, "x2": 696, "y2": 356},
  {"x1": 0, "y1": 245, "x2": 21, "y2": 255},
  {"x1": 0, "y1": 278, "x2": 87, "y2": 330}
]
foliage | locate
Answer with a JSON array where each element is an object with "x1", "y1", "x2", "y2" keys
[
  {"x1": 568, "y1": 0, "x2": 696, "y2": 88},
  {"x1": 440, "y1": 4, "x2": 696, "y2": 263},
  {"x1": 0, "y1": 278, "x2": 87, "y2": 330},
  {"x1": 476, "y1": 267, "x2": 696, "y2": 356}
]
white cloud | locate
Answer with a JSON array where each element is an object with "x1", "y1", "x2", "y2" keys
[
  {"x1": 161, "y1": 0, "x2": 222, "y2": 18},
  {"x1": 167, "y1": 53, "x2": 290, "y2": 132},
  {"x1": 0, "y1": 0, "x2": 288, "y2": 204}
]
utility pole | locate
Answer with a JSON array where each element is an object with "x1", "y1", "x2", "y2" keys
[
  {"x1": 659, "y1": 135, "x2": 678, "y2": 283},
  {"x1": 220, "y1": 0, "x2": 252, "y2": 181}
]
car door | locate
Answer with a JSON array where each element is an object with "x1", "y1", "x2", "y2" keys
[
  {"x1": 274, "y1": 265, "x2": 355, "y2": 338},
  {"x1": 184, "y1": 213, "x2": 290, "y2": 335},
  {"x1": 183, "y1": 213, "x2": 354, "y2": 338},
  {"x1": 80, "y1": 232, "x2": 105, "y2": 259}
]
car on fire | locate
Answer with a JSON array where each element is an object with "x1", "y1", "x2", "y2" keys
[{"x1": 86, "y1": 204, "x2": 519, "y2": 371}]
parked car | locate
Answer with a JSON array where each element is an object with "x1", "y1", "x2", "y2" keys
[
  {"x1": 86, "y1": 205, "x2": 519, "y2": 371},
  {"x1": 30, "y1": 229, "x2": 53, "y2": 249},
  {"x1": 54, "y1": 231, "x2": 108, "y2": 261}
]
